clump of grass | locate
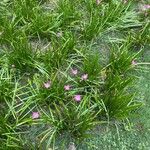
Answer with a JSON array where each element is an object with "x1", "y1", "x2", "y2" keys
[
  {"x1": 0, "y1": 67, "x2": 14, "y2": 102},
  {"x1": 0, "y1": 16, "x2": 23, "y2": 45},
  {"x1": 38, "y1": 98, "x2": 98, "y2": 149},
  {"x1": 81, "y1": 1, "x2": 124, "y2": 40},
  {"x1": 0, "y1": 0, "x2": 148, "y2": 149},
  {"x1": 5, "y1": 35, "x2": 38, "y2": 74},
  {"x1": 57, "y1": 0, "x2": 81, "y2": 28},
  {"x1": 10, "y1": 0, "x2": 39, "y2": 25},
  {"x1": 28, "y1": 12, "x2": 61, "y2": 39},
  {"x1": 0, "y1": 67, "x2": 23, "y2": 149},
  {"x1": 37, "y1": 31, "x2": 76, "y2": 71},
  {"x1": 82, "y1": 51, "x2": 101, "y2": 80},
  {"x1": 99, "y1": 43, "x2": 142, "y2": 119}
]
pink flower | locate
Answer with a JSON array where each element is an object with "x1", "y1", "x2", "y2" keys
[
  {"x1": 141, "y1": 5, "x2": 150, "y2": 11},
  {"x1": 96, "y1": 0, "x2": 101, "y2": 5},
  {"x1": 123, "y1": 0, "x2": 127, "y2": 4},
  {"x1": 71, "y1": 69, "x2": 78, "y2": 75},
  {"x1": 43, "y1": 80, "x2": 51, "y2": 89},
  {"x1": 132, "y1": 60, "x2": 137, "y2": 66},
  {"x1": 143, "y1": 5, "x2": 150, "y2": 9},
  {"x1": 74, "y1": 95, "x2": 82, "y2": 102},
  {"x1": 32, "y1": 112, "x2": 40, "y2": 119},
  {"x1": 11, "y1": 64, "x2": 15, "y2": 68},
  {"x1": 57, "y1": 32, "x2": 62, "y2": 37},
  {"x1": 81, "y1": 74, "x2": 88, "y2": 81},
  {"x1": 64, "y1": 85, "x2": 71, "y2": 91}
]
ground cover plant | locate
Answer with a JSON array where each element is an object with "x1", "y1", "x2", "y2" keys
[{"x1": 0, "y1": 0, "x2": 150, "y2": 149}]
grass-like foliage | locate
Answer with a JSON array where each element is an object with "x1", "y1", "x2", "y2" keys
[{"x1": 0, "y1": 0, "x2": 149, "y2": 149}]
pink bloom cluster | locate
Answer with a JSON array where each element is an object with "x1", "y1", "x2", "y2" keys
[
  {"x1": 43, "y1": 80, "x2": 51, "y2": 88},
  {"x1": 64, "y1": 85, "x2": 71, "y2": 91},
  {"x1": 141, "y1": 4, "x2": 150, "y2": 12},
  {"x1": 71, "y1": 68, "x2": 78, "y2": 75},
  {"x1": 143, "y1": 5, "x2": 150, "y2": 9},
  {"x1": 32, "y1": 112, "x2": 40, "y2": 119},
  {"x1": 132, "y1": 60, "x2": 137, "y2": 66},
  {"x1": 71, "y1": 68, "x2": 88, "y2": 81},
  {"x1": 70, "y1": 68, "x2": 89, "y2": 102},
  {"x1": 81, "y1": 74, "x2": 88, "y2": 81},
  {"x1": 74, "y1": 95, "x2": 82, "y2": 102},
  {"x1": 43, "y1": 69, "x2": 89, "y2": 103}
]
